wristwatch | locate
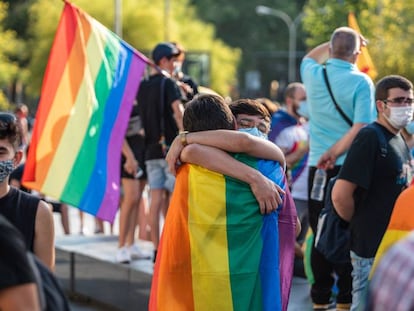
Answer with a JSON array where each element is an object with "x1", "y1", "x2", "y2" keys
[{"x1": 179, "y1": 131, "x2": 189, "y2": 146}]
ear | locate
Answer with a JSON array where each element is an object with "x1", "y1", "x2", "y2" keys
[
  {"x1": 13, "y1": 150, "x2": 23, "y2": 167},
  {"x1": 376, "y1": 100, "x2": 386, "y2": 113}
]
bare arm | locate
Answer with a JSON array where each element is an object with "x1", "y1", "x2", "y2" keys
[
  {"x1": 34, "y1": 200, "x2": 55, "y2": 270},
  {"x1": 304, "y1": 42, "x2": 330, "y2": 64},
  {"x1": 331, "y1": 179, "x2": 357, "y2": 222},
  {"x1": 167, "y1": 130, "x2": 286, "y2": 174},
  {"x1": 122, "y1": 140, "x2": 138, "y2": 175},
  {"x1": 0, "y1": 284, "x2": 41, "y2": 311},
  {"x1": 171, "y1": 99, "x2": 184, "y2": 131},
  {"x1": 181, "y1": 144, "x2": 285, "y2": 214},
  {"x1": 317, "y1": 123, "x2": 366, "y2": 169}
]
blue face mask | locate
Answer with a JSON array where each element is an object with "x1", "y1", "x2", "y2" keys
[
  {"x1": 297, "y1": 100, "x2": 309, "y2": 119},
  {"x1": 406, "y1": 121, "x2": 414, "y2": 135},
  {"x1": 238, "y1": 127, "x2": 268, "y2": 140}
]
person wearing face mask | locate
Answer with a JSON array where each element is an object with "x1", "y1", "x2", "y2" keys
[
  {"x1": 152, "y1": 95, "x2": 296, "y2": 310},
  {"x1": 0, "y1": 112, "x2": 55, "y2": 271},
  {"x1": 332, "y1": 75, "x2": 414, "y2": 311},
  {"x1": 268, "y1": 82, "x2": 312, "y2": 311},
  {"x1": 171, "y1": 42, "x2": 199, "y2": 102}
]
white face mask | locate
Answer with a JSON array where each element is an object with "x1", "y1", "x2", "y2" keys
[{"x1": 384, "y1": 106, "x2": 414, "y2": 129}]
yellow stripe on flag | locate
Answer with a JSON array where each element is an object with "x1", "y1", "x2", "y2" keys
[
  {"x1": 188, "y1": 165, "x2": 233, "y2": 311},
  {"x1": 348, "y1": 12, "x2": 378, "y2": 80}
]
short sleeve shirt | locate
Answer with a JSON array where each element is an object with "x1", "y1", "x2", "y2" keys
[
  {"x1": 337, "y1": 123, "x2": 412, "y2": 257},
  {"x1": 300, "y1": 57, "x2": 377, "y2": 166},
  {"x1": 138, "y1": 74, "x2": 182, "y2": 160}
]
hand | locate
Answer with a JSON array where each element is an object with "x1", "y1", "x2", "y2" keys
[
  {"x1": 359, "y1": 34, "x2": 368, "y2": 47},
  {"x1": 249, "y1": 173, "x2": 285, "y2": 215},
  {"x1": 317, "y1": 150, "x2": 336, "y2": 170},
  {"x1": 166, "y1": 135, "x2": 185, "y2": 175},
  {"x1": 124, "y1": 157, "x2": 138, "y2": 176}
]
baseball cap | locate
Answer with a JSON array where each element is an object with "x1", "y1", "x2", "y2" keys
[{"x1": 152, "y1": 42, "x2": 180, "y2": 64}]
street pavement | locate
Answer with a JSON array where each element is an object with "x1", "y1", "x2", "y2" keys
[{"x1": 54, "y1": 208, "x2": 121, "y2": 311}]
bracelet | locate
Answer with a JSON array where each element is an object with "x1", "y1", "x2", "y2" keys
[{"x1": 179, "y1": 131, "x2": 189, "y2": 146}]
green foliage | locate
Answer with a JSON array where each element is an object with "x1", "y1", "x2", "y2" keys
[
  {"x1": 0, "y1": 1, "x2": 22, "y2": 110},
  {"x1": 25, "y1": 0, "x2": 240, "y2": 97},
  {"x1": 302, "y1": 0, "x2": 414, "y2": 84}
]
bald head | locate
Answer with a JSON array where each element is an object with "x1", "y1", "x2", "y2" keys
[{"x1": 329, "y1": 27, "x2": 360, "y2": 62}]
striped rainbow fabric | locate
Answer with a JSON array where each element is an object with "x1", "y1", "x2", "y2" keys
[
  {"x1": 22, "y1": 2, "x2": 148, "y2": 222},
  {"x1": 150, "y1": 154, "x2": 294, "y2": 311},
  {"x1": 371, "y1": 185, "x2": 414, "y2": 275}
]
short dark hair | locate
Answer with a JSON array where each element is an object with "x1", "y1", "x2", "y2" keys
[
  {"x1": 375, "y1": 75, "x2": 413, "y2": 100},
  {"x1": 183, "y1": 94, "x2": 235, "y2": 132},
  {"x1": 229, "y1": 98, "x2": 270, "y2": 122},
  {"x1": 0, "y1": 112, "x2": 22, "y2": 151}
]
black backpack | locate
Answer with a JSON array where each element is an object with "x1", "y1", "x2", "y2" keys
[
  {"x1": 28, "y1": 254, "x2": 70, "y2": 311},
  {"x1": 315, "y1": 123, "x2": 388, "y2": 264}
]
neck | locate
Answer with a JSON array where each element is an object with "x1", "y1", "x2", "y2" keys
[
  {"x1": 286, "y1": 106, "x2": 300, "y2": 121},
  {"x1": 377, "y1": 118, "x2": 399, "y2": 135},
  {"x1": 0, "y1": 182, "x2": 10, "y2": 199}
]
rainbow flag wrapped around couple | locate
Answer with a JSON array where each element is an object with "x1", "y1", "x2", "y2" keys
[{"x1": 150, "y1": 154, "x2": 297, "y2": 311}]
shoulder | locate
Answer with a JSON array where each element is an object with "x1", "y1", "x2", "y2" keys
[
  {"x1": 300, "y1": 57, "x2": 320, "y2": 79},
  {"x1": 36, "y1": 200, "x2": 53, "y2": 220}
]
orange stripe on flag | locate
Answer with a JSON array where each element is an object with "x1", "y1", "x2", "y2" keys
[
  {"x1": 348, "y1": 12, "x2": 378, "y2": 80},
  {"x1": 26, "y1": 7, "x2": 92, "y2": 189}
]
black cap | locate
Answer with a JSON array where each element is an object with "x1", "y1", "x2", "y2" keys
[{"x1": 152, "y1": 42, "x2": 180, "y2": 64}]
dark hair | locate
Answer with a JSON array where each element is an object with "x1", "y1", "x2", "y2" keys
[
  {"x1": 375, "y1": 75, "x2": 413, "y2": 100},
  {"x1": 183, "y1": 94, "x2": 235, "y2": 132},
  {"x1": 229, "y1": 98, "x2": 270, "y2": 122},
  {"x1": 0, "y1": 113, "x2": 22, "y2": 151}
]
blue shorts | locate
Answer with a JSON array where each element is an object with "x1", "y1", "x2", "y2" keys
[{"x1": 145, "y1": 159, "x2": 175, "y2": 192}]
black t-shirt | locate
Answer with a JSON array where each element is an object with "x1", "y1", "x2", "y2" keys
[
  {"x1": 0, "y1": 215, "x2": 36, "y2": 289},
  {"x1": 137, "y1": 74, "x2": 182, "y2": 160},
  {"x1": 338, "y1": 123, "x2": 412, "y2": 258},
  {"x1": 0, "y1": 187, "x2": 39, "y2": 251}
]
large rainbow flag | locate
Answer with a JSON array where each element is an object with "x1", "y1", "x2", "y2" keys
[
  {"x1": 371, "y1": 185, "x2": 414, "y2": 275},
  {"x1": 150, "y1": 154, "x2": 296, "y2": 311},
  {"x1": 22, "y1": 2, "x2": 148, "y2": 222}
]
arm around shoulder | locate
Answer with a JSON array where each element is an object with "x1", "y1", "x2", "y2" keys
[{"x1": 34, "y1": 200, "x2": 55, "y2": 271}]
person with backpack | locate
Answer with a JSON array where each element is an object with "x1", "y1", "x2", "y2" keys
[{"x1": 332, "y1": 75, "x2": 414, "y2": 311}]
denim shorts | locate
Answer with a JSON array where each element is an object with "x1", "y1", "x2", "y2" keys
[
  {"x1": 145, "y1": 159, "x2": 175, "y2": 192},
  {"x1": 350, "y1": 251, "x2": 374, "y2": 311}
]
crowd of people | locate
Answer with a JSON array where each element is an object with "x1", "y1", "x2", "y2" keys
[{"x1": 2, "y1": 26, "x2": 414, "y2": 311}]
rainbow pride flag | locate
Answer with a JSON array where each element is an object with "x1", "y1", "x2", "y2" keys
[
  {"x1": 371, "y1": 185, "x2": 414, "y2": 275},
  {"x1": 150, "y1": 154, "x2": 295, "y2": 311},
  {"x1": 22, "y1": 2, "x2": 148, "y2": 222}
]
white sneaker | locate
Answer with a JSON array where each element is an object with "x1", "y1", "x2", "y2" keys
[
  {"x1": 129, "y1": 244, "x2": 151, "y2": 260},
  {"x1": 115, "y1": 247, "x2": 131, "y2": 264}
]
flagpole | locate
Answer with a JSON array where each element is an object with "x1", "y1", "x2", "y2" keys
[{"x1": 114, "y1": 0, "x2": 122, "y2": 37}]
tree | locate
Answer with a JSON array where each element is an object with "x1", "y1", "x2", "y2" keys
[
  {"x1": 0, "y1": 1, "x2": 23, "y2": 110},
  {"x1": 302, "y1": 0, "x2": 414, "y2": 84},
  {"x1": 25, "y1": 0, "x2": 240, "y2": 100}
]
